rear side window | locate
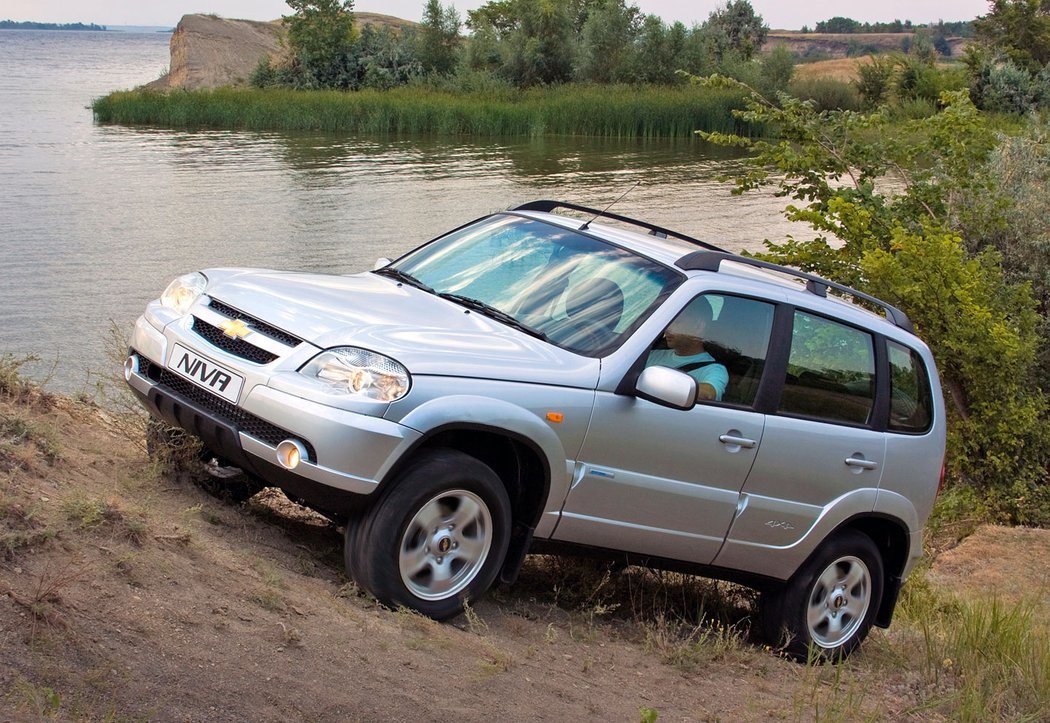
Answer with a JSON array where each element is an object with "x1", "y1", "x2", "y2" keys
[
  {"x1": 779, "y1": 311, "x2": 875, "y2": 425},
  {"x1": 887, "y1": 341, "x2": 934, "y2": 432}
]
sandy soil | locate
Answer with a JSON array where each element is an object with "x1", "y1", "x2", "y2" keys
[{"x1": 1, "y1": 386, "x2": 1046, "y2": 721}]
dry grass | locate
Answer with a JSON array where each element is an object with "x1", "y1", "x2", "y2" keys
[{"x1": 795, "y1": 56, "x2": 872, "y2": 82}]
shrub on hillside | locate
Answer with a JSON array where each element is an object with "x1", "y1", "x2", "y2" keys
[{"x1": 787, "y1": 77, "x2": 861, "y2": 111}]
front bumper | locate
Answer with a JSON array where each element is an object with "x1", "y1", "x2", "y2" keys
[{"x1": 126, "y1": 313, "x2": 420, "y2": 501}]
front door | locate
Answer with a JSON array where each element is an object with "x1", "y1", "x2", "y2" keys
[{"x1": 554, "y1": 292, "x2": 777, "y2": 565}]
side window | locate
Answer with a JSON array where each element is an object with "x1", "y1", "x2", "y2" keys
[
  {"x1": 779, "y1": 311, "x2": 875, "y2": 425},
  {"x1": 887, "y1": 341, "x2": 934, "y2": 432},
  {"x1": 646, "y1": 293, "x2": 774, "y2": 405}
]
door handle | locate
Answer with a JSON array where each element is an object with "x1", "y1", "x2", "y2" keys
[
  {"x1": 845, "y1": 457, "x2": 878, "y2": 470},
  {"x1": 719, "y1": 434, "x2": 757, "y2": 449}
]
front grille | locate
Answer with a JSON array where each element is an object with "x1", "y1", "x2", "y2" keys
[
  {"x1": 208, "y1": 299, "x2": 303, "y2": 347},
  {"x1": 134, "y1": 351, "x2": 317, "y2": 463},
  {"x1": 191, "y1": 317, "x2": 278, "y2": 365}
]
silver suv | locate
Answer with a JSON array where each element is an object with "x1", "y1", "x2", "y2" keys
[{"x1": 126, "y1": 201, "x2": 945, "y2": 658}]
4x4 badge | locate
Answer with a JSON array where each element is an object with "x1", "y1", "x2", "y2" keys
[{"x1": 219, "y1": 318, "x2": 251, "y2": 339}]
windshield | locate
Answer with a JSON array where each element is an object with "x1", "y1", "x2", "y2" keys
[{"x1": 387, "y1": 214, "x2": 681, "y2": 356}]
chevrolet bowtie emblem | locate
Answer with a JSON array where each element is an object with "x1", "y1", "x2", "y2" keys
[{"x1": 219, "y1": 318, "x2": 251, "y2": 339}]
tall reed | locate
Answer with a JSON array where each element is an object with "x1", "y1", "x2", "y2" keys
[{"x1": 92, "y1": 85, "x2": 754, "y2": 138}]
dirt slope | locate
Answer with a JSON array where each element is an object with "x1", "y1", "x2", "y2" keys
[
  {"x1": 1, "y1": 383, "x2": 1047, "y2": 720},
  {"x1": 763, "y1": 32, "x2": 971, "y2": 60}
]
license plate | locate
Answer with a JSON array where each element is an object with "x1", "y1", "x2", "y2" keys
[{"x1": 167, "y1": 344, "x2": 244, "y2": 404}]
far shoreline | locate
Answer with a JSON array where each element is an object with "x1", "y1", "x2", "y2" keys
[{"x1": 0, "y1": 20, "x2": 110, "y2": 31}]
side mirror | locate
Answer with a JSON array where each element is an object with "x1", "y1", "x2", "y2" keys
[
  {"x1": 373, "y1": 257, "x2": 392, "y2": 270},
  {"x1": 635, "y1": 366, "x2": 697, "y2": 411}
]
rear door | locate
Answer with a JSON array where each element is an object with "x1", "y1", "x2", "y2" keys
[{"x1": 715, "y1": 309, "x2": 886, "y2": 564}]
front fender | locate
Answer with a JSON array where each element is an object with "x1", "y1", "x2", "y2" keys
[{"x1": 395, "y1": 394, "x2": 576, "y2": 537}]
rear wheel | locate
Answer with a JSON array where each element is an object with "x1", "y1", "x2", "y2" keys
[
  {"x1": 349, "y1": 449, "x2": 511, "y2": 620},
  {"x1": 762, "y1": 530, "x2": 883, "y2": 661}
]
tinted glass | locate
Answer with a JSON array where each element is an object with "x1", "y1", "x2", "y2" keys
[
  {"x1": 887, "y1": 341, "x2": 933, "y2": 432},
  {"x1": 779, "y1": 311, "x2": 875, "y2": 425},
  {"x1": 392, "y1": 215, "x2": 680, "y2": 356}
]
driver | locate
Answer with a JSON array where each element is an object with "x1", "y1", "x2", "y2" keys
[{"x1": 646, "y1": 298, "x2": 728, "y2": 401}]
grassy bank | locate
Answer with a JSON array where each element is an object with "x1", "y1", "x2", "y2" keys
[
  {"x1": 91, "y1": 84, "x2": 753, "y2": 138},
  {"x1": 3, "y1": 352, "x2": 1049, "y2": 720}
]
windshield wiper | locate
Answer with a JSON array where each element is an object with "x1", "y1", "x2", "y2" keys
[
  {"x1": 373, "y1": 267, "x2": 434, "y2": 294},
  {"x1": 438, "y1": 293, "x2": 548, "y2": 341}
]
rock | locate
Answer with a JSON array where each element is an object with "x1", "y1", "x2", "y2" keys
[
  {"x1": 146, "y1": 12, "x2": 418, "y2": 91},
  {"x1": 147, "y1": 14, "x2": 284, "y2": 91}
]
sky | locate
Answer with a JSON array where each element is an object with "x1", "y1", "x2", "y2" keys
[{"x1": 2, "y1": 0, "x2": 992, "y2": 30}]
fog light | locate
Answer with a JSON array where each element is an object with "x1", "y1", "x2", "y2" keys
[
  {"x1": 276, "y1": 439, "x2": 308, "y2": 470},
  {"x1": 124, "y1": 355, "x2": 138, "y2": 382}
]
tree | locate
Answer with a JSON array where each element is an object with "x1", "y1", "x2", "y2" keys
[
  {"x1": 816, "y1": 16, "x2": 862, "y2": 34},
  {"x1": 974, "y1": 0, "x2": 1050, "y2": 70},
  {"x1": 503, "y1": 0, "x2": 575, "y2": 86},
  {"x1": 759, "y1": 42, "x2": 794, "y2": 94},
  {"x1": 284, "y1": 0, "x2": 357, "y2": 88},
  {"x1": 578, "y1": 0, "x2": 640, "y2": 83},
  {"x1": 466, "y1": 0, "x2": 522, "y2": 35},
  {"x1": 696, "y1": 76, "x2": 1049, "y2": 517},
  {"x1": 416, "y1": 0, "x2": 462, "y2": 75},
  {"x1": 701, "y1": 0, "x2": 768, "y2": 62},
  {"x1": 357, "y1": 24, "x2": 423, "y2": 89}
]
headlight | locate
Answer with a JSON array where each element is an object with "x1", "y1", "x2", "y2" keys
[
  {"x1": 160, "y1": 272, "x2": 207, "y2": 315},
  {"x1": 300, "y1": 347, "x2": 410, "y2": 402}
]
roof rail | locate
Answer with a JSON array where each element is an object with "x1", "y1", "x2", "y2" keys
[
  {"x1": 512, "y1": 200, "x2": 727, "y2": 253},
  {"x1": 677, "y1": 250, "x2": 914, "y2": 332}
]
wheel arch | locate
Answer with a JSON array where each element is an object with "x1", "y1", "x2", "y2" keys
[
  {"x1": 378, "y1": 422, "x2": 553, "y2": 530},
  {"x1": 376, "y1": 422, "x2": 554, "y2": 586},
  {"x1": 837, "y1": 513, "x2": 911, "y2": 628}
]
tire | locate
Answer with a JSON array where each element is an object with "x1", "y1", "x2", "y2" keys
[
  {"x1": 145, "y1": 418, "x2": 263, "y2": 504},
  {"x1": 342, "y1": 510, "x2": 366, "y2": 583},
  {"x1": 349, "y1": 449, "x2": 511, "y2": 620},
  {"x1": 762, "y1": 530, "x2": 883, "y2": 661}
]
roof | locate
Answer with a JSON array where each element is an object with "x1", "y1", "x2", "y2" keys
[{"x1": 510, "y1": 201, "x2": 914, "y2": 334}]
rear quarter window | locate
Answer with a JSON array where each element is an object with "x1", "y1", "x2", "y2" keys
[{"x1": 887, "y1": 340, "x2": 934, "y2": 433}]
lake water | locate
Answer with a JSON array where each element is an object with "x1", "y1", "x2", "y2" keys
[{"x1": 0, "y1": 29, "x2": 798, "y2": 392}]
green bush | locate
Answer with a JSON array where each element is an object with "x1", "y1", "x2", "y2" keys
[
  {"x1": 786, "y1": 77, "x2": 862, "y2": 111},
  {"x1": 896, "y1": 55, "x2": 943, "y2": 102},
  {"x1": 854, "y1": 55, "x2": 897, "y2": 108},
  {"x1": 698, "y1": 79, "x2": 1049, "y2": 512}
]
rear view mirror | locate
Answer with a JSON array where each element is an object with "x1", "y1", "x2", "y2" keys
[
  {"x1": 635, "y1": 366, "x2": 697, "y2": 410},
  {"x1": 373, "y1": 257, "x2": 392, "y2": 270}
]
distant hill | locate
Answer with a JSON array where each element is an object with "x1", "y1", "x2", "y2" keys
[{"x1": 763, "y1": 31, "x2": 971, "y2": 61}]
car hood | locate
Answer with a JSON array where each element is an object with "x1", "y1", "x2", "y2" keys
[{"x1": 203, "y1": 268, "x2": 600, "y2": 387}]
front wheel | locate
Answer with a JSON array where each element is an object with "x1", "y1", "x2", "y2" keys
[
  {"x1": 348, "y1": 449, "x2": 511, "y2": 620},
  {"x1": 762, "y1": 530, "x2": 883, "y2": 661}
]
